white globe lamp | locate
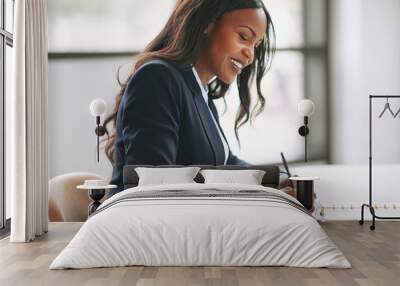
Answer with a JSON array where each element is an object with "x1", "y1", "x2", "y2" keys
[
  {"x1": 89, "y1": 99, "x2": 107, "y2": 162},
  {"x1": 297, "y1": 99, "x2": 315, "y2": 162}
]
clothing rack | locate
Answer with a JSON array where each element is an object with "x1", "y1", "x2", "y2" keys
[{"x1": 360, "y1": 95, "x2": 400, "y2": 230}]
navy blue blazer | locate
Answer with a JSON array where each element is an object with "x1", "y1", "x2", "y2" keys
[{"x1": 109, "y1": 59, "x2": 249, "y2": 196}]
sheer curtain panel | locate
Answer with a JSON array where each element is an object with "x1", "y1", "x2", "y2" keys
[{"x1": 9, "y1": 0, "x2": 49, "y2": 242}]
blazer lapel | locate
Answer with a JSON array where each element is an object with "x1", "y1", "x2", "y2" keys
[
  {"x1": 208, "y1": 97, "x2": 232, "y2": 152},
  {"x1": 180, "y1": 67, "x2": 225, "y2": 165}
]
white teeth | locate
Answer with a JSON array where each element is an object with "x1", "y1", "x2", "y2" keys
[{"x1": 231, "y1": 58, "x2": 243, "y2": 70}]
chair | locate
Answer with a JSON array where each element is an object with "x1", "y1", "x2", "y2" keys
[{"x1": 48, "y1": 172, "x2": 105, "y2": 222}]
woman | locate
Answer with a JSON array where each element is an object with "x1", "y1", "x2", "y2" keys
[{"x1": 104, "y1": 0, "x2": 275, "y2": 196}]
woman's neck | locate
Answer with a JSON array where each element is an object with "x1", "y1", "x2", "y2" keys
[{"x1": 194, "y1": 55, "x2": 214, "y2": 86}]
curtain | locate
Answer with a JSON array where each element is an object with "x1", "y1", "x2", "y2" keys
[{"x1": 9, "y1": 0, "x2": 49, "y2": 242}]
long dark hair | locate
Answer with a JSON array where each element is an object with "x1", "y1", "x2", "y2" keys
[{"x1": 103, "y1": 0, "x2": 275, "y2": 164}]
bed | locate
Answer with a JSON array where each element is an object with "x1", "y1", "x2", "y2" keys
[{"x1": 49, "y1": 165, "x2": 350, "y2": 269}]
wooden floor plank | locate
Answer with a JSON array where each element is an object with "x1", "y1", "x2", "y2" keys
[{"x1": 0, "y1": 221, "x2": 399, "y2": 286}]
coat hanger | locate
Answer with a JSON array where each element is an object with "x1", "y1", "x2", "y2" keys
[
  {"x1": 394, "y1": 105, "x2": 400, "y2": 118},
  {"x1": 378, "y1": 97, "x2": 395, "y2": 118}
]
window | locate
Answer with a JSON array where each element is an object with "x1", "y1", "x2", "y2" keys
[
  {"x1": 1, "y1": 0, "x2": 14, "y2": 230},
  {"x1": 47, "y1": 0, "x2": 177, "y2": 52},
  {"x1": 47, "y1": 0, "x2": 328, "y2": 179}
]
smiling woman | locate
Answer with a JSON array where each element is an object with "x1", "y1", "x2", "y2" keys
[
  {"x1": 195, "y1": 8, "x2": 268, "y2": 84},
  {"x1": 102, "y1": 0, "x2": 276, "y2": 197}
]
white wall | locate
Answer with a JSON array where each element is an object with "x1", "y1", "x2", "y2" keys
[
  {"x1": 330, "y1": 0, "x2": 400, "y2": 164},
  {"x1": 48, "y1": 57, "x2": 133, "y2": 180},
  {"x1": 291, "y1": 164, "x2": 400, "y2": 220},
  {"x1": 300, "y1": 0, "x2": 400, "y2": 220}
]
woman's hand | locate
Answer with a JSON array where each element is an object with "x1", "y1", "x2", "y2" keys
[
  {"x1": 279, "y1": 177, "x2": 296, "y2": 198},
  {"x1": 280, "y1": 186, "x2": 296, "y2": 198}
]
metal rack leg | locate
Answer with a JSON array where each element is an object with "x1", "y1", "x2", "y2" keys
[
  {"x1": 369, "y1": 206, "x2": 376, "y2": 231},
  {"x1": 360, "y1": 204, "x2": 377, "y2": 230},
  {"x1": 359, "y1": 204, "x2": 366, "y2": 225},
  {"x1": 360, "y1": 203, "x2": 400, "y2": 230}
]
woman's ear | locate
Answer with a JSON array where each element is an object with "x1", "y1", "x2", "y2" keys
[{"x1": 204, "y1": 22, "x2": 215, "y2": 35}]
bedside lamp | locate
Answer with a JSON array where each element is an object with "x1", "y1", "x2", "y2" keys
[
  {"x1": 297, "y1": 99, "x2": 315, "y2": 162},
  {"x1": 89, "y1": 99, "x2": 107, "y2": 162}
]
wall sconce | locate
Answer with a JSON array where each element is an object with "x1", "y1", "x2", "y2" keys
[
  {"x1": 89, "y1": 99, "x2": 107, "y2": 162},
  {"x1": 297, "y1": 99, "x2": 315, "y2": 162}
]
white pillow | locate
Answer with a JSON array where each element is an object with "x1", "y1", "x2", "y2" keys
[
  {"x1": 135, "y1": 167, "x2": 201, "y2": 186},
  {"x1": 200, "y1": 169, "x2": 266, "y2": 185}
]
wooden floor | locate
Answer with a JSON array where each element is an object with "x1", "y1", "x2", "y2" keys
[{"x1": 0, "y1": 221, "x2": 399, "y2": 286}]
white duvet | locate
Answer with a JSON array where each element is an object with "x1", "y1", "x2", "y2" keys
[{"x1": 50, "y1": 183, "x2": 351, "y2": 269}]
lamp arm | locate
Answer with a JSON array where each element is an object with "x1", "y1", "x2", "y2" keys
[{"x1": 94, "y1": 116, "x2": 106, "y2": 162}]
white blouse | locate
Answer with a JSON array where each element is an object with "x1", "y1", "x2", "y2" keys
[{"x1": 191, "y1": 66, "x2": 229, "y2": 165}]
